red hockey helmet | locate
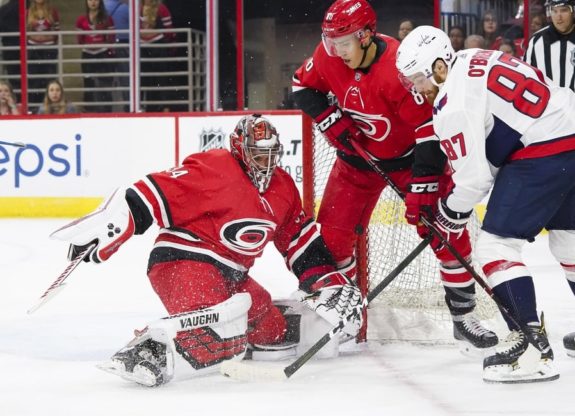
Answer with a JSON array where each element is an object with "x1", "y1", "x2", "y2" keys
[
  {"x1": 321, "y1": 0, "x2": 376, "y2": 56},
  {"x1": 230, "y1": 114, "x2": 284, "y2": 193}
]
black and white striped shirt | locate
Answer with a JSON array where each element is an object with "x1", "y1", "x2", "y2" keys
[{"x1": 524, "y1": 24, "x2": 575, "y2": 91}]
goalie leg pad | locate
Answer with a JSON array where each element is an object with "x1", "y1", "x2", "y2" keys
[
  {"x1": 98, "y1": 293, "x2": 252, "y2": 386},
  {"x1": 274, "y1": 299, "x2": 341, "y2": 359}
]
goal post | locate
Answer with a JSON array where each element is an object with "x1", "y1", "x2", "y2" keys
[{"x1": 301, "y1": 114, "x2": 499, "y2": 343}]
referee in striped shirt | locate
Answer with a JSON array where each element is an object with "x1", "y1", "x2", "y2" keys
[{"x1": 524, "y1": 0, "x2": 575, "y2": 91}]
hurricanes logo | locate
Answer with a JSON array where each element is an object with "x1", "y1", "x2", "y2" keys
[
  {"x1": 344, "y1": 108, "x2": 392, "y2": 142},
  {"x1": 220, "y1": 219, "x2": 276, "y2": 256},
  {"x1": 571, "y1": 48, "x2": 575, "y2": 67}
]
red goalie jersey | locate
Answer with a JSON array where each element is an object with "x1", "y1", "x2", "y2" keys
[{"x1": 126, "y1": 149, "x2": 334, "y2": 283}]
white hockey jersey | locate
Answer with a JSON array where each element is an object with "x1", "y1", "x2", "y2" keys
[{"x1": 432, "y1": 48, "x2": 575, "y2": 214}]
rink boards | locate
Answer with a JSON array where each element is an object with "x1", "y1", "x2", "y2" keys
[{"x1": 0, "y1": 111, "x2": 305, "y2": 217}]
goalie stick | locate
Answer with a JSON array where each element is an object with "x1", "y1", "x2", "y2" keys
[
  {"x1": 0, "y1": 140, "x2": 26, "y2": 148},
  {"x1": 27, "y1": 243, "x2": 96, "y2": 314},
  {"x1": 220, "y1": 237, "x2": 431, "y2": 381},
  {"x1": 347, "y1": 140, "x2": 536, "y2": 344}
]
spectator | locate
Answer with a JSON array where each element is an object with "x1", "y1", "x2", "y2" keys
[
  {"x1": 464, "y1": 34, "x2": 486, "y2": 49},
  {"x1": 397, "y1": 18, "x2": 416, "y2": 42},
  {"x1": 0, "y1": 0, "x2": 20, "y2": 96},
  {"x1": 499, "y1": 38, "x2": 517, "y2": 55},
  {"x1": 37, "y1": 80, "x2": 77, "y2": 114},
  {"x1": 448, "y1": 25, "x2": 466, "y2": 52},
  {"x1": 140, "y1": 0, "x2": 175, "y2": 112},
  {"x1": 530, "y1": 12, "x2": 548, "y2": 35},
  {"x1": 104, "y1": 0, "x2": 129, "y2": 111},
  {"x1": 76, "y1": 0, "x2": 116, "y2": 113},
  {"x1": 0, "y1": 80, "x2": 20, "y2": 115},
  {"x1": 26, "y1": 0, "x2": 60, "y2": 107},
  {"x1": 478, "y1": 9, "x2": 503, "y2": 50},
  {"x1": 524, "y1": 0, "x2": 575, "y2": 92}
]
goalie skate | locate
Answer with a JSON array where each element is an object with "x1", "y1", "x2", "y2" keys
[
  {"x1": 453, "y1": 313, "x2": 498, "y2": 356},
  {"x1": 97, "y1": 338, "x2": 171, "y2": 387},
  {"x1": 483, "y1": 321, "x2": 559, "y2": 384}
]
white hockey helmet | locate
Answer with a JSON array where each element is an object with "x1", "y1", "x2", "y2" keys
[
  {"x1": 396, "y1": 25, "x2": 455, "y2": 90},
  {"x1": 230, "y1": 114, "x2": 284, "y2": 193}
]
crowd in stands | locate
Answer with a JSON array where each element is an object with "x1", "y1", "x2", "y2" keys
[
  {"x1": 0, "y1": 0, "x2": 566, "y2": 115},
  {"x1": 395, "y1": 1, "x2": 551, "y2": 60},
  {"x1": 0, "y1": 0, "x2": 176, "y2": 115}
]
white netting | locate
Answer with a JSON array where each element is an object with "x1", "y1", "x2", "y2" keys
[{"x1": 310, "y1": 128, "x2": 500, "y2": 343}]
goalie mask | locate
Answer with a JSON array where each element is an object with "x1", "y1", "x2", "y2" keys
[
  {"x1": 230, "y1": 114, "x2": 284, "y2": 193},
  {"x1": 396, "y1": 25, "x2": 455, "y2": 92},
  {"x1": 321, "y1": 0, "x2": 376, "y2": 57}
]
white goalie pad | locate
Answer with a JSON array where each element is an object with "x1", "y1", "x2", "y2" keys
[
  {"x1": 50, "y1": 188, "x2": 135, "y2": 263},
  {"x1": 98, "y1": 293, "x2": 252, "y2": 386},
  {"x1": 273, "y1": 298, "x2": 341, "y2": 360}
]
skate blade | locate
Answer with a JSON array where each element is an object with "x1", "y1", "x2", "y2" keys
[
  {"x1": 456, "y1": 340, "x2": 494, "y2": 359},
  {"x1": 96, "y1": 361, "x2": 158, "y2": 387},
  {"x1": 483, "y1": 359, "x2": 560, "y2": 384}
]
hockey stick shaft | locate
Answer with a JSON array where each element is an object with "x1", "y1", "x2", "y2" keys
[
  {"x1": 0, "y1": 140, "x2": 26, "y2": 148},
  {"x1": 282, "y1": 237, "x2": 431, "y2": 378},
  {"x1": 349, "y1": 140, "x2": 527, "y2": 334},
  {"x1": 27, "y1": 243, "x2": 96, "y2": 314}
]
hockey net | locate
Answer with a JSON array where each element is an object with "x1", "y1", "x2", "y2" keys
[{"x1": 302, "y1": 120, "x2": 500, "y2": 344}]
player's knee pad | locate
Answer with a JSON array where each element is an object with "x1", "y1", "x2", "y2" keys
[
  {"x1": 475, "y1": 231, "x2": 529, "y2": 288},
  {"x1": 549, "y1": 230, "x2": 575, "y2": 265},
  {"x1": 549, "y1": 230, "x2": 575, "y2": 286},
  {"x1": 102, "y1": 293, "x2": 252, "y2": 385}
]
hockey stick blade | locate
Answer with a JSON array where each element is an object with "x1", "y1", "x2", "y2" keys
[
  {"x1": 220, "y1": 360, "x2": 288, "y2": 382},
  {"x1": 27, "y1": 243, "x2": 96, "y2": 314},
  {"x1": 221, "y1": 237, "x2": 431, "y2": 381},
  {"x1": 0, "y1": 140, "x2": 26, "y2": 148}
]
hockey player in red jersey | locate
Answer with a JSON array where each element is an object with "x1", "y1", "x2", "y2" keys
[
  {"x1": 51, "y1": 114, "x2": 363, "y2": 386},
  {"x1": 396, "y1": 25, "x2": 575, "y2": 383},
  {"x1": 292, "y1": 0, "x2": 497, "y2": 350}
]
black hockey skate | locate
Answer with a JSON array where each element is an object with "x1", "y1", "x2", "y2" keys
[
  {"x1": 483, "y1": 318, "x2": 559, "y2": 383},
  {"x1": 563, "y1": 332, "x2": 575, "y2": 357},
  {"x1": 453, "y1": 313, "x2": 498, "y2": 351},
  {"x1": 98, "y1": 338, "x2": 169, "y2": 387}
]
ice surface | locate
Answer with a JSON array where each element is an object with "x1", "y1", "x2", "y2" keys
[{"x1": 1, "y1": 219, "x2": 575, "y2": 415}]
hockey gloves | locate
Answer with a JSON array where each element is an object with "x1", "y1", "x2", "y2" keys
[
  {"x1": 314, "y1": 105, "x2": 364, "y2": 155},
  {"x1": 50, "y1": 188, "x2": 136, "y2": 263},
  {"x1": 404, "y1": 175, "x2": 440, "y2": 225},
  {"x1": 299, "y1": 271, "x2": 363, "y2": 336},
  {"x1": 417, "y1": 198, "x2": 472, "y2": 253}
]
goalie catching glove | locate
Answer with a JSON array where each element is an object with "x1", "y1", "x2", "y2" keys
[
  {"x1": 50, "y1": 188, "x2": 135, "y2": 263},
  {"x1": 314, "y1": 105, "x2": 365, "y2": 156},
  {"x1": 298, "y1": 271, "x2": 363, "y2": 337},
  {"x1": 417, "y1": 198, "x2": 472, "y2": 252}
]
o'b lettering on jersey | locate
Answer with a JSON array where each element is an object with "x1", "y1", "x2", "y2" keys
[{"x1": 220, "y1": 219, "x2": 277, "y2": 256}]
